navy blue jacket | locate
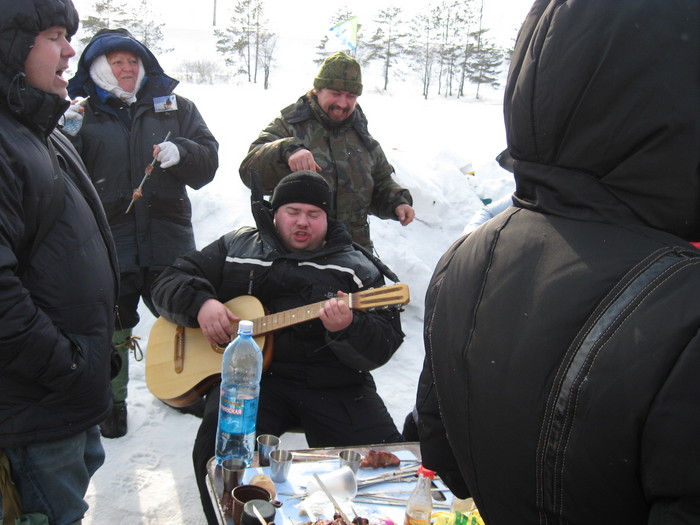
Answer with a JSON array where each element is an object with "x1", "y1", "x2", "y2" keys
[{"x1": 67, "y1": 29, "x2": 219, "y2": 271}]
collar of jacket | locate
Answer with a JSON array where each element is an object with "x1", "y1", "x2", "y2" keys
[
  {"x1": 1, "y1": 72, "x2": 69, "y2": 138},
  {"x1": 307, "y1": 92, "x2": 356, "y2": 131},
  {"x1": 291, "y1": 92, "x2": 376, "y2": 152},
  {"x1": 80, "y1": 75, "x2": 179, "y2": 119},
  {"x1": 252, "y1": 198, "x2": 352, "y2": 258},
  {"x1": 69, "y1": 61, "x2": 178, "y2": 104}
]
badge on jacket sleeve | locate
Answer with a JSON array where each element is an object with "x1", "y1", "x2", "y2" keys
[{"x1": 154, "y1": 95, "x2": 177, "y2": 113}]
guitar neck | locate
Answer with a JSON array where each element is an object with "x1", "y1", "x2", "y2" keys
[
  {"x1": 251, "y1": 295, "x2": 351, "y2": 335},
  {"x1": 247, "y1": 284, "x2": 409, "y2": 336}
]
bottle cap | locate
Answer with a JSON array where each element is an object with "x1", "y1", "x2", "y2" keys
[
  {"x1": 238, "y1": 320, "x2": 254, "y2": 335},
  {"x1": 417, "y1": 465, "x2": 435, "y2": 479}
]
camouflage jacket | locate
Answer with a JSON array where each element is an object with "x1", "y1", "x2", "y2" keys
[{"x1": 239, "y1": 91, "x2": 412, "y2": 249}]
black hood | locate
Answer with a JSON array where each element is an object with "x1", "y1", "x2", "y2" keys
[
  {"x1": 506, "y1": 0, "x2": 700, "y2": 240},
  {"x1": 0, "y1": 0, "x2": 79, "y2": 135}
]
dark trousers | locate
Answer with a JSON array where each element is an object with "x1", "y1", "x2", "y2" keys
[
  {"x1": 193, "y1": 374, "x2": 403, "y2": 524},
  {"x1": 114, "y1": 266, "x2": 162, "y2": 329}
]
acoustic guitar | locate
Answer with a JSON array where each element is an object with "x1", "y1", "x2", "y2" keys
[{"x1": 145, "y1": 284, "x2": 410, "y2": 408}]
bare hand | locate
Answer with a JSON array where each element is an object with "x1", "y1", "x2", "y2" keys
[
  {"x1": 197, "y1": 298, "x2": 240, "y2": 346},
  {"x1": 395, "y1": 204, "x2": 415, "y2": 226},
  {"x1": 319, "y1": 294, "x2": 353, "y2": 332},
  {"x1": 288, "y1": 149, "x2": 322, "y2": 172}
]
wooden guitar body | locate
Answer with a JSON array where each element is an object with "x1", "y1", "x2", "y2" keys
[
  {"x1": 145, "y1": 284, "x2": 409, "y2": 407},
  {"x1": 145, "y1": 296, "x2": 269, "y2": 408}
]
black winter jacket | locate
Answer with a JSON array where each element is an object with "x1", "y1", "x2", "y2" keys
[
  {"x1": 67, "y1": 29, "x2": 219, "y2": 270},
  {"x1": 152, "y1": 200, "x2": 404, "y2": 389},
  {"x1": 0, "y1": 1, "x2": 119, "y2": 447},
  {"x1": 418, "y1": 1, "x2": 700, "y2": 524}
]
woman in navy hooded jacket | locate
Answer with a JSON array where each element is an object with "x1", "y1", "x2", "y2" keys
[{"x1": 66, "y1": 28, "x2": 219, "y2": 438}]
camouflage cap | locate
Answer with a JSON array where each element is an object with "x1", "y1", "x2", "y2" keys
[{"x1": 313, "y1": 51, "x2": 363, "y2": 95}]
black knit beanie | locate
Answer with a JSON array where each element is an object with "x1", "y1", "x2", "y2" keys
[{"x1": 271, "y1": 171, "x2": 333, "y2": 215}]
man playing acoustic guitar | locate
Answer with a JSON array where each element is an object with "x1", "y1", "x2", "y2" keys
[{"x1": 151, "y1": 171, "x2": 406, "y2": 525}]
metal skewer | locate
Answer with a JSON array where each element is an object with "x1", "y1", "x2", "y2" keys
[
  {"x1": 252, "y1": 505, "x2": 268, "y2": 525},
  {"x1": 290, "y1": 452, "x2": 339, "y2": 461},
  {"x1": 357, "y1": 488, "x2": 450, "y2": 496},
  {"x1": 312, "y1": 473, "x2": 352, "y2": 525},
  {"x1": 353, "y1": 494, "x2": 452, "y2": 509},
  {"x1": 279, "y1": 465, "x2": 420, "y2": 500},
  {"x1": 125, "y1": 131, "x2": 171, "y2": 213}
]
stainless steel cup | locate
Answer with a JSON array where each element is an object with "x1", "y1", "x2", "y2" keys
[
  {"x1": 338, "y1": 449, "x2": 362, "y2": 474},
  {"x1": 256, "y1": 434, "x2": 280, "y2": 467},
  {"x1": 221, "y1": 458, "x2": 246, "y2": 518},
  {"x1": 269, "y1": 449, "x2": 293, "y2": 483}
]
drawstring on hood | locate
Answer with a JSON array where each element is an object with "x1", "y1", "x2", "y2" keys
[{"x1": 6, "y1": 72, "x2": 27, "y2": 114}]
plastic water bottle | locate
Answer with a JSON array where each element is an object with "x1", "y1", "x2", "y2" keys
[
  {"x1": 404, "y1": 465, "x2": 435, "y2": 525},
  {"x1": 215, "y1": 320, "x2": 262, "y2": 465}
]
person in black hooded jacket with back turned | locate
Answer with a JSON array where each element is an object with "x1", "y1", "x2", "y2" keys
[
  {"x1": 0, "y1": 0, "x2": 119, "y2": 522},
  {"x1": 66, "y1": 28, "x2": 219, "y2": 438},
  {"x1": 417, "y1": 1, "x2": 700, "y2": 524}
]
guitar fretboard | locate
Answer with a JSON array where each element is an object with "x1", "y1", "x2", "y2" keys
[{"x1": 251, "y1": 295, "x2": 352, "y2": 335}]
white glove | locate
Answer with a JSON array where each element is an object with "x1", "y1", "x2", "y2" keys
[
  {"x1": 61, "y1": 99, "x2": 85, "y2": 136},
  {"x1": 155, "y1": 141, "x2": 180, "y2": 168}
]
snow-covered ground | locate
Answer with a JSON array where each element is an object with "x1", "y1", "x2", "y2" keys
[
  {"x1": 80, "y1": 78, "x2": 515, "y2": 524},
  {"x1": 66, "y1": 0, "x2": 526, "y2": 522}
]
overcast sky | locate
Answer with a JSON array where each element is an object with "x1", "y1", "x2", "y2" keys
[{"x1": 70, "y1": 0, "x2": 532, "y2": 49}]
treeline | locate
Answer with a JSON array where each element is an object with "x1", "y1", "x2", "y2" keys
[
  {"x1": 78, "y1": 0, "x2": 509, "y2": 99},
  {"x1": 79, "y1": 0, "x2": 173, "y2": 54}
]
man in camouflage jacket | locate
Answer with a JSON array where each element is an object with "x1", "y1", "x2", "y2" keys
[{"x1": 239, "y1": 52, "x2": 414, "y2": 250}]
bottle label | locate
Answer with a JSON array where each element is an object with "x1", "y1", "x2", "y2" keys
[
  {"x1": 404, "y1": 516, "x2": 430, "y2": 525},
  {"x1": 219, "y1": 394, "x2": 259, "y2": 434}
]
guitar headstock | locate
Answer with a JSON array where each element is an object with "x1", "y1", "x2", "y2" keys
[{"x1": 352, "y1": 283, "x2": 410, "y2": 310}]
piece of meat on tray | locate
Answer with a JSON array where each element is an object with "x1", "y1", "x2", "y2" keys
[{"x1": 359, "y1": 450, "x2": 401, "y2": 469}]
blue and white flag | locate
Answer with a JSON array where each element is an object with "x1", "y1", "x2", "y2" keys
[{"x1": 329, "y1": 16, "x2": 358, "y2": 50}]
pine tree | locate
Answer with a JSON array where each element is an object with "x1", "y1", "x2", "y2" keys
[
  {"x1": 433, "y1": 0, "x2": 466, "y2": 98},
  {"x1": 79, "y1": 0, "x2": 130, "y2": 45},
  {"x1": 129, "y1": 0, "x2": 173, "y2": 55},
  {"x1": 214, "y1": 0, "x2": 274, "y2": 84},
  {"x1": 455, "y1": 0, "x2": 477, "y2": 98},
  {"x1": 365, "y1": 7, "x2": 407, "y2": 91},
  {"x1": 406, "y1": 8, "x2": 439, "y2": 99},
  {"x1": 467, "y1": 28, "x2": 503, "y2": 98},
  {"x1": 260, "y1": 33, "x2": 277, "y2": 89},
  {"x1": 79, "y1": 1, "x2": 172, "y2": 55},
  {"x1": 431, "y1": 2, "x2": 450, "y2": 96},
  {"x1": 467, "y1": 0, "x2": 503, "y2": 99}
]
